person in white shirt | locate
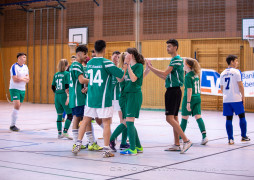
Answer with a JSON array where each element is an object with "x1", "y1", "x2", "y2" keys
[
  {"x1": 220, "y1": 55, "x2": 250, "y2": 145},
  {"x1": 9, "y1": 53, "x2": 29, "y2": 131}
]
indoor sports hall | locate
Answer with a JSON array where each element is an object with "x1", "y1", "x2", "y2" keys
[{"x1": 0, "y1": 0, "x2": 254, "y2": 180}]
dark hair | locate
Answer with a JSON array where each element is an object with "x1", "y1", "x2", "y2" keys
[
  {"x1": 226, "y1": 55, "x2": 238, "y2": 65},
  {"x1": 94, "y1": 40, "x2": 106, "y2": 53},
  {"x1": 112, "y1": 51, "x2": 120, "y2": 55},
  {"x1": 76, "y1": 45, "x2": 88, "y2": 54},
  {"x1": 126, "y1": 48, "x2": 145, "y2": 65},
  {"x1": 166, "y1": 39, "x2": 179, "y2": 50},
  {"x1": 17, "y1": 52, "x2": 26, "y2": 59},
  {"x1": 71, "y1": 55, "x2": 76, "y2": 58},
  {"x1": 91, "y1": 50, "x2": 95, "y2": 53}
]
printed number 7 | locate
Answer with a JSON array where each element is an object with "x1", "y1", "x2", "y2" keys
[{"x1": 225, "y1": 78, "x2": 230, "y2": 90}]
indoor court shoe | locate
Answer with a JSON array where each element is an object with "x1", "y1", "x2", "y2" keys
[
  {"x1": 58, "y1": 134, "x2": 64, "y2": 139},
  {"x1": 120, "y1": 148, "x2": 137, "y2": 155},
  {"x1": 164, "y1": 144, "x2": 181, "y2": 151},
  {"x1": 136, "y1": 146, "x2": 143, "y2": 153},
  {"x1": 10, "y1": 125, "x2": 20, "y2": 132},
  {"x1": 119, "y1": 143, "x2": 130, "y2": 150},
  {"x1": 102, "y1": 150, "x2": 115, "y2": 158},
  {"x1": 81, "y1": 144, "x2": 88, "y2": 149},
  {"x1": 201, "y1": 137, "x2": 208, "y2": 145},
  {"x1": 88, "y1": 142, "x2": 103, "y2": 151},
  {"x1": 109, "y1": 140, "x2": 117, "y2": 152},
  {"x1": 241, "y1": 136, "x2": 250, "y2": 141},
  {"x1": 63, "y1": 133, "x2": 73, "y2": 140},
  {"x1": 228, "y1": 139, "x2": 234, "y2": 145},
  {"x1": 180, "y1": 141, "x2": 192, "y2": 154},
  {"x1": 72, "y1": 144, "x2": 81, "y2": 154}
]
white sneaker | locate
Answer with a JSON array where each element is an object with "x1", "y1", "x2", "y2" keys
[
  {"x1": 180, "y1": 140, "x2": 192, "y2": 154},
  {"x1": 201, "y1": 137, "x2": 208, "y2": 145},
  {"x1": 58, "y1": 134, "x2": 64, "y2": 139},
  {"x1": 63, "y1": 133, "x2": 73, "y2": 140},
  {"x1": 164, "y1": 144, "x2": 181, "y2": 151},
  {"x1": 72, "y1": 144, "x2": 81, "y2": 154}
]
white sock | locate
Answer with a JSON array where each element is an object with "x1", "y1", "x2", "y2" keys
[
  {"x1": 104, "y1": 146, "x2": 110, "y2": 150},
  {"x1": 72, "y1": 129, "x2": 78, "y2": 144},
  {"x1": 91, "y1": 123, "x2": 96, "y2": 142},
  {"x1": 86, "y1": 131, "x2": 94, "y2": 145},
  {"x1": 11, "y1": 109, "x2": 19, "y2": 127}
]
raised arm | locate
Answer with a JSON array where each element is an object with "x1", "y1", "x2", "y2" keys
[{"x1": 146, "y1": 59, "x2": 173, "y2": 80}]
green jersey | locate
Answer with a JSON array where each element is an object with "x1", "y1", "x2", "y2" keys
[
  {"x1": 184, "y1": 71, "x2": 201, "y2": 97},
  {"x1": 123, "y1": 63, "x2": 143, "y2": 93},
  {"x1": 112, "y1": 76, "x2": 120, "y2": 100},
  {"x1": 52, "y1": 71, "x2": 69, "y2": 94},
  {"x1": 69, "y1": 61, "x2": 86, "y2": 108},
  {"x1": 165, "y1": 55, "x2": 184, "y2": 88},
  {"x1": 86, "y1": 57, "x2": 124, "y2": 108}
]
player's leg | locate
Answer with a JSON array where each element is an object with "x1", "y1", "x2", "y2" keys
[
  {"x1": 71, "y1": 105, "x2": 84, "y2": 147},
  {"x1": 10, "y1": 89, "x2": 23, "y2": 131},
  {"x1": 223, "y1": 103, "x2": 234, "y2": 144}
]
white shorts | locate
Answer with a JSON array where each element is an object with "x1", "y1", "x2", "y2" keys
[
  {"x1": 84, "y1": 106, "x2": 114, "y2": 118},
  {"x1": 112, "y1": 100, "x2": 121, "y2": 112}
]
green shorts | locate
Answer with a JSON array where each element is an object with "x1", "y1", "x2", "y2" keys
[
  {"x1": 54, "y1": 93, "x2": 72, "y2": 115},
  {"x1": 9, "y1": 89, "x2": 26, "y2": 103},
  {"x1": 125, "y1": 92, "x2": 142, "y2": 118},
  {"x1": 119, "y1": 92, "x2": 127, "y2": 119},
  {"x1": 181, "y1": 96, "x2": 201, "y2": 116}
]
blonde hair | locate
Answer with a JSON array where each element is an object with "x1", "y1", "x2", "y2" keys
[
  {"x1": 185, "y1": 58, "x2": 201, "y2": 75},
  {"x1": 57, "y1": 59, "x2": 68, "y2": 72},
  {"x1": 118, "y1": 52, "x2": 126, "y2": 68}
]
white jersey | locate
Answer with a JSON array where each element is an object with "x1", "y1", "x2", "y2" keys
[
  {"x1": 220, "y1": 68, "x2": 242, "y2": 103},
  {"x1": 9, "y1": 63, "x2": 29, "y2": 91}
]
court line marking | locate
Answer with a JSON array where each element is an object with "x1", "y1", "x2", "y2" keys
[{"x1": 106, "y1": 143, "x2": 254, "y2": 180}]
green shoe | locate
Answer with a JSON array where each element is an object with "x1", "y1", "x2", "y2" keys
[
  {"x1": 136, "y1": 146, "x2": 143, "y2": 153},
  {"x1": 81, "y1": 144, "x2": 87, "y2": 149},
  {"x1": 120, "y1": 148, "x2": 137, "y2": 155},
  {"x1": 88, "y1": 142, "x2": 103, "y2": 151}
]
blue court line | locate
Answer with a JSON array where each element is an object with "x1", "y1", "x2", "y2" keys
[{"x1": 0, "y1": 165, "x2": 92, "y2": 180}]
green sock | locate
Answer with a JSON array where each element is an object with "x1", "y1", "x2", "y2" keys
[
  {"x1": 196, "y1": 118, "x2": 207, "y2": 139},
  {"x1": 57, "y1": 115, "x2": 62, "y2": 135},
  {"x1": 121, "y1": 128, "x2": 128, "y2": 145},
  {"x1": 134, "y1": 127, "x2": 141, "y2": 148},
  {"x1": 63, "y1": 119, "x2": 72, "y2": 133},
  {"x1": 126, "y1": 121, "x2": 136, "y2": 151},
  {"x1": 179, "y1": 118, "x2": 188, "y2": 139},
  {"x1": 110, "y1": 123, "x2": 126, "y2": 141}
]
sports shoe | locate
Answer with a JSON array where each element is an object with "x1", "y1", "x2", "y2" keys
[
  {"x1": 228, "y1": 139, "x2": 234, "y2": 145},
  {"x1": 10, "y1": 125, "x2": 20, "y2": 132},
  {"x1": 180, "y1": 140, "x2": 192, "y2": 154},
  {"x1": 164, "y1": 144, "x2": 181, "y2": 151},
  {"x1": 81, "y1": 144, "x2": 87, "y2": 149},
  {"x1": 201, "y1": 137, "x2": 208, "y2": 145},
  {"x1": 120, "y1": 148, "x2": 137, "y2": 155},
  {"x1": 109, "y1": 140, "x2": 117, "y2": 152},
  {"x1": 102, "y1": 150, "x2": 115, "y2": 158},
  {"x1": 72, "y1": 144, "x2": 81, "y2": 154},
  {"x1": 58, "y1": 134, "x2": 64, "y2": 139},
  {"x1": 136, "y1": 146, "x2": 143, "y2": 153},
  {"x1": 120, "y1": 143, "x2": 130, "y2": 150},
  {"x1": 62, "y1": 118, "x2": 65, "y2": 122},
  {"x1": 88, "y1": 142, "x2": 103, "y2": 151},
  {"x1": 241, "y1": 136, "x2": 251, "y2": 141},
  {"x1": 62, "y1": 133, "x2": 73, "y2": 140}
]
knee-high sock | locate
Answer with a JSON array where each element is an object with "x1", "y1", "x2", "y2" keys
[
  {"x1": 126, "y1": 122, "x2": 136, "y2": 151},
  {"x1": 86, "y1": 131, "x2": 94, "y2": 144},
  {"x1": 11, "y1": 109, "x2": 19, "y2": 127},
  {"x1": 196, "y1": 118, "x2": 207, "y2": 139},
  {"x1": 110, "y1": 123, "x2": 126, "y2": 141},
  {"x1": 134, "y1": 127, "x2": 141, "y2": 148},
  {"x1": 72, "y1": 129, "x2": 78, "y2": 144},
  {"x1": 239, "y1": 117, "x2": 247, "y2": 137},
  {"x1": 121, "y1": 128, "x2": 128, "y2": 145},
  {"x1": 179, "y1": 119, "x2": 188, "y2": 139},
  {"x1": 226, "y1": 120, "x2": 233, "y2": 140},
  {"x1": 57, "y1": 115, "x2": 62, "y2": 134},
  {"x1": 91, "y1": 123, "x2": 96, "y2": 142},
  {"x1": 63, "y1": 119, "x2": 72, "y2": 133}
]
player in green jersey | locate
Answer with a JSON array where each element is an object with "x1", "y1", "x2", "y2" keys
[
  {"x1": 147, "y1": 39, "x2": 192, "y2": 154},
  {"x1": 180, "y1": 58, "x2": 208, "y2": 145},
  {"x1": 51, "y1": 59, "x2": 73, "y2": 140},
  {"x1": 72, "y1": 40, "x2": 127, "y2": 157}
]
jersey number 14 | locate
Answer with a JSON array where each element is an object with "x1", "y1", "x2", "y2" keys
[{"x1": 88, "y1": 69, "x2": 103, "y2": 87}]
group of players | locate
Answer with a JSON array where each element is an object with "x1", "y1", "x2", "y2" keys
[{"x1": 9, "y1": 39, "x2": 250, "y2": 158}]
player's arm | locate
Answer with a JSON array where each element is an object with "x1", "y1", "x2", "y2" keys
[
  {"x1": 146, "y1": 60, "x2": 172, "y2": 80},
  {"x1": 220, "y1": 85, "x2": 223, "y2": 94},
  {"x1": 237, "y1": 81, "x2": 245, "y2": 106},
  {"x1": 187, "y1": 88, "x2": 192, "y2": 111},
  {"x1": 78, "y1": 74, "x2": 89, "y2": 85},
  {"x1": 12, "y1": 75, "x2": 28, "y2": 83},
  {"x1": 143, "y1": 60, "x2": 150, "y2": 78}
]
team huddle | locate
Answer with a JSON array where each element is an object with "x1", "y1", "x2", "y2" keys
[{"x1": 9, "y1": 39, "x2": 250, "y2": 158}]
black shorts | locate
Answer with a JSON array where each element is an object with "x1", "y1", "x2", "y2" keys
[
  {"x1": 72, "y1": 105, "x2": 84, "y2": 117},
  {"x1": 165, "y1": 87, "x2": 182, "y2": 116}
]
